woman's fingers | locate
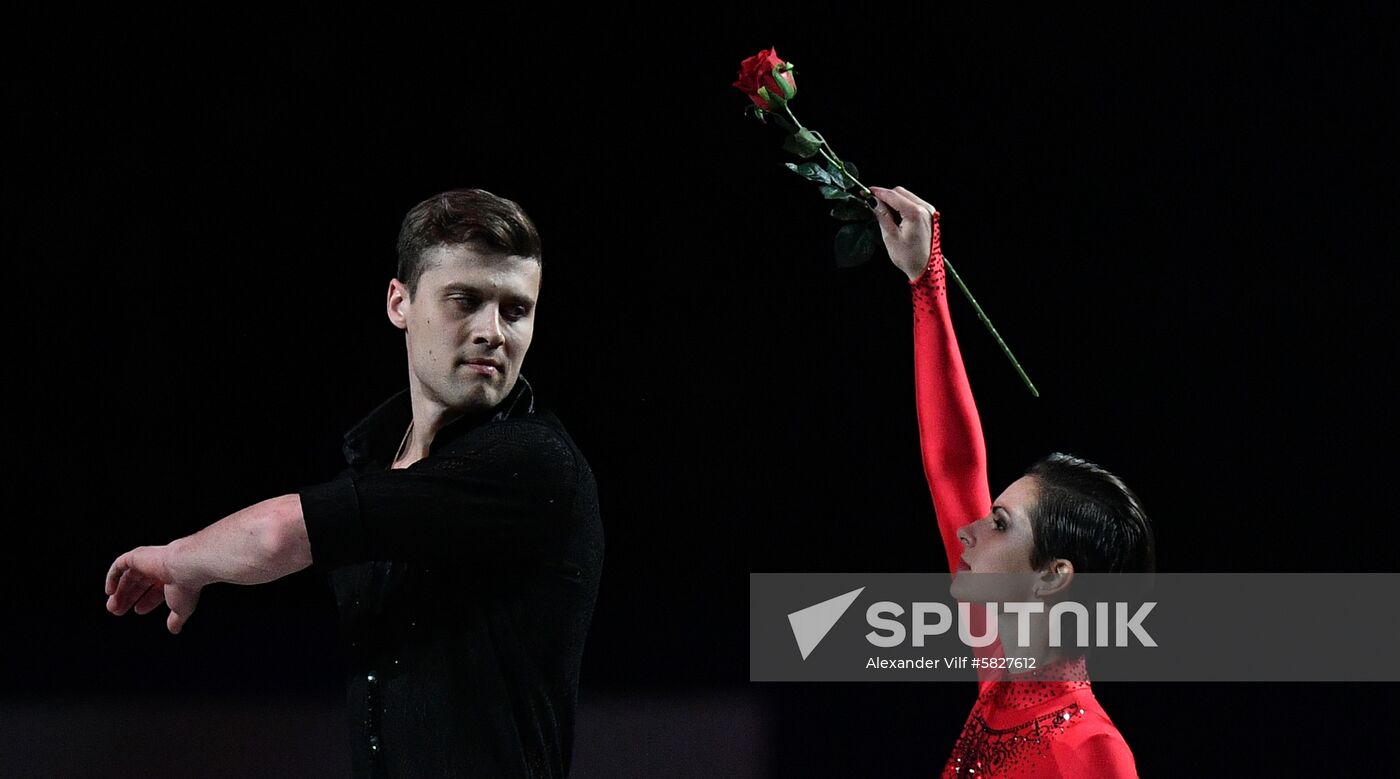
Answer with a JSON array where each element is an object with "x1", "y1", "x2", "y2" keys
[
  {"x1": 871, "y1": 186, "x2": 935, "y2": 280},
  {"x1": 872, "y1": 186, "x2": 924, "y2": 225},
  {"x1": 893, "y1": 186, "x2": 938, "y2": 217},
  {"x1": 872, "y1": 191, "x2": 900, "y2": 237}
]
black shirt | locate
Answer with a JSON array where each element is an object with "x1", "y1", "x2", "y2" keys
[{"x1": 298, "y1": 378, "x2": 603, "y2": 778}]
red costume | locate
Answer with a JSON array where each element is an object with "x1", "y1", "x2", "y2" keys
[{"x1": 909, "y1": 212, "x2": 1139, "y2": 778}]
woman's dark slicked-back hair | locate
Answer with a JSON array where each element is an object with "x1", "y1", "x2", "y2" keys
[
  {"x1": 1025, "y1": 453, "x2": 1156, "y2": 574},
  {"x1": 396, "y1": 188, "x2": 542, "y2": 295}
]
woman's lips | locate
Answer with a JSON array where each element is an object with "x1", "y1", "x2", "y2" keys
[{"x1": 957, "y1": 560, "x2": 972, "y2": 572}]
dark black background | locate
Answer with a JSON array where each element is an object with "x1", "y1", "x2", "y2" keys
[{"x1": 9, "y1": 4, "x2": 1399, "y2": 776}]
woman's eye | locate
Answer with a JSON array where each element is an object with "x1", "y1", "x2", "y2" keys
[{"x1": 993, "y1": 516, "x2": 1008, "y2": 532}]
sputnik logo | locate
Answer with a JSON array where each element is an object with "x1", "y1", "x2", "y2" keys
[{"x1": 786, "y1": 587, "x2": 865, "y2": 660}]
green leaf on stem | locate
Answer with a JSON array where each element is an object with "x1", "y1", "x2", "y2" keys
[
  {"x1": 781, "y1": 129, "x2": 823, "y2": 159},
  {"x1": 843, "y1": 160, "x2": 860, "y2": 180},
  {"x1": 824, "y1": 161, "x2": 849, "y2": 189},
  {"x1": 830, "y1": 202, "x2": 870, "y2": 221},
  {"x1": 819, "y1": 184, "x2": 857, "y2": 201},
  {"x1": 786, "y1": 162, "x2": 833, "y2": 185},
  {"x1": 834, "y1": 221, "x2": 880, "y2": 267}
]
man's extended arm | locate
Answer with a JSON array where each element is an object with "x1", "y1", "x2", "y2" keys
[
  {"x1": 104, "y1": 418, "x2": 580, "y2": 634},
  {"x1": 104, "y1": 494, "x2": 311, "y2": 634}
]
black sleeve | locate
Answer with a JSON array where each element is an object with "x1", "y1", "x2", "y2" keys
[{"x1": 298, "y1": 419, "x2": 580, "y2": 572}]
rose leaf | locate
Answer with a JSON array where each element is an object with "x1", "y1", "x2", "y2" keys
[
  {"x1": 785, "y1": 162, "x2": 833, "y2": 185},
  {"x1": 834, "y1": 221, "x2": 879, "y2": 267}
]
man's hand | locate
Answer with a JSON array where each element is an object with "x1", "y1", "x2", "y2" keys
[
  {"x1": 103, "y1": 494, "x2": 312, "y2": 635},
  {"x1": 105, "y1": 544, "x2": 205, "y2": 634},
  {"x1": 871, "y1": 185, "x2": 939, "y2": 282}
]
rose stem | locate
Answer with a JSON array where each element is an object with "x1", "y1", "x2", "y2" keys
[
  {"x1": 942, "y1": 255, "x2": 1040, "y2": 397},
  {"x1": 774, "y1": 100, "x2": 1031, "y2": 394},
  {"x1": 780, "y1": 104, "x2": 873, "y2": 198}
]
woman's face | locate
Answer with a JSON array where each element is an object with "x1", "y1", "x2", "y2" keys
[{"x1": 949, "y1": 475, "x2": 1043, "y2": 602}]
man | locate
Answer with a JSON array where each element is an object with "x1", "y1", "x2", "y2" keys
[{"x1": 104, "y1": 189, "x2": 604, "y2": 778}]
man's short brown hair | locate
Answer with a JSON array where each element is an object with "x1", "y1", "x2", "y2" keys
[{"x1": 396, "y1": 189, "x2": 542, "y2": 295}]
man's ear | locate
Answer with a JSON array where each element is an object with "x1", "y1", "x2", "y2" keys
[
  {"x1": 1033, "y1": 559, "x2": 1075, "y2": 601},
  {"x1": 387, "y1": 279, "x2": 410, "y2": 331}
]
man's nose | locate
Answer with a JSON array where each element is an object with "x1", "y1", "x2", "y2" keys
[{"x1": 471, "y1": 306, "x2": 505, "y2": 347}]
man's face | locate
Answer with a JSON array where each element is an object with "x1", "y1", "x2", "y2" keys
[{"x1": 388, "y1": 244, "x2": 541, "y2": 415}]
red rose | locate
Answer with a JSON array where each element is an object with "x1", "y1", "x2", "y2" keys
[{"x1": 732, "y1": 48, "x2": 797, "y2": 111}]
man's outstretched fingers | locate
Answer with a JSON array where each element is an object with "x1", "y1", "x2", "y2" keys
[
  {"x1": 164, "y1": 583, "x2": 201, "y2": 635},
  {"x1": 108, "y1": 568, "x2": 145, "y2": 614},
  {"x1": 105, "y1": 552, "x2": 129, "y2": 596},
  {"x1": 133, "y1": 582, "x2": 167, "y2": 615},
  {"x1": 167, "y1": 602, "x2": 194, "y2": 635},
  {"x1": 107, "y1": 545, "x2": 173, "y2": 612},
  {"x1": 120, "y1": 569, "x2": 159, "y2": 615}
]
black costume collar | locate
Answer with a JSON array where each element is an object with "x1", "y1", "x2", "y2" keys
[{"x1": 340, "y1": 376, "x2": 536, "y2": 468}]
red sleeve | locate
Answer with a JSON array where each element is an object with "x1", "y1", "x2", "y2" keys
[{"x1": 910, "y1": 211, "x2": 993, "y2": 574}]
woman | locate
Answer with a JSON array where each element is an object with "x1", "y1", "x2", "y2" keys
[{"x1": 869, "y1": 185, "x2": 1154, "y2": 778}]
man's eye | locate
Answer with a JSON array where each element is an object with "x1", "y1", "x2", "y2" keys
[
  {"x1": 503, "y1": 306, "x2": 529, "y2": 322},
  {"x1": 451, "y1": 295, "x2": 481, "y2": 309}
]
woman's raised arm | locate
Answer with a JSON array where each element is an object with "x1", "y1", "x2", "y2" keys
[{"x1": 872, "y1": 186, "x2": 992, "y2": 574}]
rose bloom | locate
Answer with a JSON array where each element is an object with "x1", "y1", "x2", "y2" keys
[{"x1": 732, "y1": 47, "x2": 796, "y2": 111}]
